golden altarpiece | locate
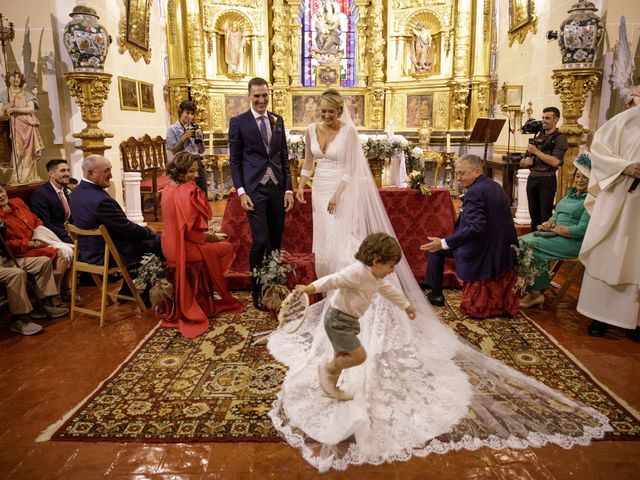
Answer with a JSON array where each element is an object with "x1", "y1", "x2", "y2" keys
[{"x1": 165, "y1": 0, "x2": 494, "y2": 144}]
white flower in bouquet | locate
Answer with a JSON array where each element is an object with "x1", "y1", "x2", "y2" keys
[
  {"x1": 411, "y1": 146, "x2": 424, "y2": 159},
  {"x1": 359, "y1": 134, "x2": 369, "y2": 145},
  {"x1": 286, "y1": 134, "x2": 305, "y2": 156},
  {"x1": 392, "y1": 135, "x2": 409, "y2": 148}
]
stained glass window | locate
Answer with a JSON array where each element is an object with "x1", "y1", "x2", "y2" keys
[{"x1": 300, "y1": 0, "x2": 358, "y2": 87}]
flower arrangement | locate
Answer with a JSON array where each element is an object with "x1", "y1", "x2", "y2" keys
[
  {"x1": 286, "y1": 133, "x2": 305, "y2": 157},
  {"x1": 134, "y1": 253, "x2": 174, "y2": 309},
  {"x1": 511, "y1": 243, "x2": 543, "y2": 295},
  {"x1": 361, "y1": 135, "x2": 394, "y2": 159},
  {"x1": 250, "y1": 250, "x2": 296, "y2": 309},
  {"x1": 404, "y1": 146, "x2": 424, "y2": 173},
  {"x1": 406, "y1": 170, "x2": 431, "y2": 196}
]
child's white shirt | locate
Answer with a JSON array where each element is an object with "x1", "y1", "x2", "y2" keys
[{"x1": 310, "y1": 262, "x2": 410, "y2": 318}]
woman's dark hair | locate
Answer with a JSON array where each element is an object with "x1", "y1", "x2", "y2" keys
[
  {"x1": 166, "y1": 152, "x2": 200, "y2": 183},
  {"x1": 178, "y1": 100, "x2": 197, "y2": 115},
  {"x1": 355, "y1": 232, "x2": 402, "y2": 266}
]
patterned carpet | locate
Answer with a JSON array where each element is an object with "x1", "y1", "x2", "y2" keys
[{"x1": 45, "y1": 291, "x2": 640, "y2": 443}]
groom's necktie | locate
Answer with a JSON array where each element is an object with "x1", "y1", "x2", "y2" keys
[
  {"x1": 258, "y1": 115, "x2": 270, "y2": 148},
  {"x1": 257, "y1": 115, "x2": 278, "y2": 186}
]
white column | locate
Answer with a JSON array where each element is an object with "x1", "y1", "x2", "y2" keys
[
  {"x1": 514, "y1": 169, "x2": 531, "y2": 225},
  {"x1": 123, "y1": 171, "x2": 146, "y2": 226}
]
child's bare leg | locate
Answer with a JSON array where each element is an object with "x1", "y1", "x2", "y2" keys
[{"x1": 325, "y1": 346, "x2": 367, "y2": 377}]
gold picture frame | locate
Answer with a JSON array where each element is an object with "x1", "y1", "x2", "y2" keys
[
  {"x1": 138, "y1": 81, "x2": 155, "y2": 112},
  {"x1": 500, "y1": 83, "x2": 523, "y2": 110},
  {"x1": 118, "y1": 0, "x2": 152, "y2": 64},
  {"x1": 118, "y1": 76, "x2": 139, "y2": 111},
  {"x1": 508, "y1": 0, "x2": 538, "y2": 46}
]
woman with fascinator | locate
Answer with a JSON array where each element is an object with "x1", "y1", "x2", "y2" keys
[
  {"x1": 268, "y1": 88, "x2": 610, "y2": 472},
  {"x1": 518, "y1": 154, "x2": 592, "y2": 308}
]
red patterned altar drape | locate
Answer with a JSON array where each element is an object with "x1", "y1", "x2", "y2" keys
[{"x1": 220, "y1": 188, "x2": 460, "y2": 290}]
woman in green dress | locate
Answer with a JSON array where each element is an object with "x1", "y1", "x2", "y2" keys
[{"x1": 519, "y1": 154, "x2": 591, "y2": 308}]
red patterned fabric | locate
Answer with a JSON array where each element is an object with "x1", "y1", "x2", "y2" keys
[
  {"x1": 220, "y1": 188, "x2": 460, "y2": 289},
  {"x1": 460, "y1": 268, "x2": 520, "y2": 318}
]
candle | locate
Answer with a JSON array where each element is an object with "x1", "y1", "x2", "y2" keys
[
  {"x1": 446, "y1": 134, "x2": 451, "y2": 153},
  {"x1": 387, "y1": 119, "x2": 394, "y2": 139},
  {"x1": 209, "y1": 132, "x2": 214, "y2": 155}
]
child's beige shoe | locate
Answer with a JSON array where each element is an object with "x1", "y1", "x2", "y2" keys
[
  {"x1": 332, "y1": 387, "x2": 354, "y2": 401},
  {"x1": 318, "y1": 364, "x2": 339, "y2": 396}
]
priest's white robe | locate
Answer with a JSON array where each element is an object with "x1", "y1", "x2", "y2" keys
[{"x1": 577, "y1": 105, "x2": 640, "y2": 329}]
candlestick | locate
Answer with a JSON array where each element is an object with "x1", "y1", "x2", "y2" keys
[
  {"x1": 208, "y1": 132, "x2": 213, "y2": 156},
  {"x1": 446, "y1": 134, "x2": 451, "y2": 153}
]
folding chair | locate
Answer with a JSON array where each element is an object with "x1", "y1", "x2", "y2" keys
[
  {"x1": 66, "y1": 223, "x2": 147, "y2": 327},
  {"x1": 548, "y1": 258, "x2": 584, "y2": 310}
]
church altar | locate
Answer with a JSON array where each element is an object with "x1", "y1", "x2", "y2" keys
[{"x1": 220, "y1": 188, "x2": 460, "y2": 290}]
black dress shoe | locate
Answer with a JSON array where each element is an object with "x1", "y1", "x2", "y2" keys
[
  {"x1": 253, "y1": 301, "x2": 268, "y2": 312},
  {"x1": 588, "y1": 320, "x2": 608, "y2": 337},
  {"x1": 427, "y1": 292, "x2": 445, "y2": 307},
  {"x1": 628, "y1": 327, "x2": 640, "y2": 344}
]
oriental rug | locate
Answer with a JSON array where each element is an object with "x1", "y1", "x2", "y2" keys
[{"x1": 41, "y1": 292, "x2": 640, "y2": 443}]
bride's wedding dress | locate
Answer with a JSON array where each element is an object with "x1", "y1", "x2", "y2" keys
[{"x1": 268, "y1": 118, "x2": 610, "y2": 472}]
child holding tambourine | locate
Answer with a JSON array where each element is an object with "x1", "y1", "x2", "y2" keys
[{"x1": 295, "y1": 232, "x2": 416, "y2": 400}]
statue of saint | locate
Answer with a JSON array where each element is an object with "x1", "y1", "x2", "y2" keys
[
  {"x1": 314, "y1": 0, "x2": 342, "y2": 55},
  {"x1": 2, "y1": 70, "x2": 44, "y2": 184},
  {"x1": 224, "y1": 22, "x2": 244, "y2": 74},
  {"x1": 411, "y1": 22, "x2": 432, "y2": 73}
]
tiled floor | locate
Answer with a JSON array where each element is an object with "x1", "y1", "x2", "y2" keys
[{"x1": 1, "y1": 206, "x2": 639, "y2": 479}]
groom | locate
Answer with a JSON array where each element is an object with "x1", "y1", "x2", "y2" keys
[{"x1": 229, "y1": 77, "x2": 294, "y2": 310}]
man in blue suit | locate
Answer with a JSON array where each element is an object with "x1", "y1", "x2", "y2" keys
[
  {"x1": 69, "y1": 155, "x2": 161, "y2": 296},
  {"x1": 30, "y1": 159, "x2": 73, "y2": 244},
  {"x1": 229, "y1": 77, "x2": 294, "y2": 310},
  {"x1": 421, "y1": 154, "x2": 517, "y2": 308}
]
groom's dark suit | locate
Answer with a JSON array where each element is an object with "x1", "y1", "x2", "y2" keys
[{"x1": 229, "y1": 108, "x2": 292, "y2": 305}]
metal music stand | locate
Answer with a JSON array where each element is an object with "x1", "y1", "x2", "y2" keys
[{"x1": 468, "y1": 118, "x2": 506, "y2": 173}]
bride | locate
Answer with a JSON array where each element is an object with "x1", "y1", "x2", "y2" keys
[{"x1": 267, "y1": 88, "x2": 610, "y2": 472}]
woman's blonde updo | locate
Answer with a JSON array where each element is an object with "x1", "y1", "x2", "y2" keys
[
  {"x1": 321, "y1": 88, "x2": 344, "y2": 116},
  {"x1": 166, "y1": 152, "x2": 200, "y2": 183}
]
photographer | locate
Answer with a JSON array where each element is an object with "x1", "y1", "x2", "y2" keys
[
  {"x1": 166, "y1": 100, "x2": 207, "y2": 192},
  {"x1": 520, "y1": 107, "x2": 568, "y2": 231}
]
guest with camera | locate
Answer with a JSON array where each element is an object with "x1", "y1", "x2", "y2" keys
[
  {"x1": 166, "y1": 100, "x2": 207, "y2": 192},
  {"x1": 519, "y1": 107, "x2": 568, "y2": 232}
]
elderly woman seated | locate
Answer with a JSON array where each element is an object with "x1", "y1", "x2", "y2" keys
[
  {"x1": 519, "y1": 154, "x2": 591, "y2": 308},
  {"x1": 0, "y1": 185, "x2": 72, "y2": 302},
  {"x1": 161, "y1": 152, "x2": 244, "y2": 338}
]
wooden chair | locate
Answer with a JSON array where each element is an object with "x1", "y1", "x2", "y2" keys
[
  {"x1": 548, "y1": 258, "x2": 584, "y2": 310},
  {"x1": 120, "y1": 134, "x2": 170, "y2": 221},
  {"x1": 66, "y1": 223, "x2": 147, "y2": 327}
]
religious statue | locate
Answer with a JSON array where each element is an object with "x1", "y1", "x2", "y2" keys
[
  {"x1": 314, "y1": 0, "x2": 342, "y2": 58},
  {"x1": 411, "y1": 22, "x2": 432, "y2": 73},
  {"x1": 224, "y1": 22, "x2": 245, "y2": 74},
  {"x1": 2, "y1": 70, "x2": 44, "y2": 184}
]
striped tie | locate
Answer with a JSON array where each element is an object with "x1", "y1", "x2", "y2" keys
[{"x1": 258, "y1": 115, "x2": 269, "y2": 148}]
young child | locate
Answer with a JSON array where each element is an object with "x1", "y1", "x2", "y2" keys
[{"x1": 295, "y1": 232, "x2": 416, "y2": 400}]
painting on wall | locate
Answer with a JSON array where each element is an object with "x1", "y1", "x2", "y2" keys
[
  {"x1": 508, "y1": 0, "x2": 538, "y2": 46},
  {"x1": 118, "y1": 76, "x2": 139, "y2": 111},
  {"x1": 292, "y1": 94, "x2": 365, "y2": 127},
  {"x1": 406, "y1": 95, "x2": 433, "y2": 128},
  {"x1": 138, "y1": 81, "x2": 155, "y2": 112},
  {"x1": 224, "y1": 96, "x2": 251, "y2": 123},
  {"x1": 118, "y1": 0, "x2": 152, "y2": 63}
]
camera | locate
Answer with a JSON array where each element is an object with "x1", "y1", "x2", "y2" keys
[
  {"x1": 520, "y1": 118, "x2": 544, "y2": 149},
  {"x1": 520, "y1": 118, "x2": 543, "y2": 135},
  {"x1": 191, "y1": 124, "x2": 203, "y2": 144}
]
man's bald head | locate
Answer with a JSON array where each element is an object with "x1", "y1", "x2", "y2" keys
[{"x1": 82, "y1": 155, "x2": 112, "y2": 189}]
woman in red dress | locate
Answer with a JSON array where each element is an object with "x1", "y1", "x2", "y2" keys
[{"x1": 161, "y1": 152, "x2": 244, "y2": 338}]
